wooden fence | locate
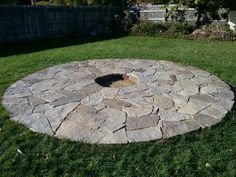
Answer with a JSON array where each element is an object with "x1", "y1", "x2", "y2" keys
[{"x1": 0, "y1": 5, "x2": 121, "y2": 43}]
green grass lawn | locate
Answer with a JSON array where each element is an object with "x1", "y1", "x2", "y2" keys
[{"x1": 0, "y1": 36, "x2": 236, "y2": 177}]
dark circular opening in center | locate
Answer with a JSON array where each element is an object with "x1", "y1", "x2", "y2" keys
[{"x1": 95, "y1": 73, "x2": 139, "y2": 88}]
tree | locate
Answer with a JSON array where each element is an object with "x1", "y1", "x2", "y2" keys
[{"x1": 165, "y1": 0, "x2": 225, "y2": 27}]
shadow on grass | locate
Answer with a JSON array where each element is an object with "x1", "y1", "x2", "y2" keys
[{"x1": 0, "y1": 33, "x2": 126, "y2": 58}]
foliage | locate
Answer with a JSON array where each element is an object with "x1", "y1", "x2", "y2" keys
[
  {"x1": 131, "y1": 20, "x2": 167, "y2": 36},
  {"x1": 131, "y1": 20, "x2": 194, "y2": 37},
  {"x1": 0, "y1": 0, "x2": 123, "y2": 5},
  {"x1": 192, "y1": 23, "x2": 236, "y2": 40}
]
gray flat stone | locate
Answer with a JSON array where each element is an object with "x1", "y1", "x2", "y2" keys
[
  {"x1": 127, "y1": 126, "x2": 162, "y2": 142},
  {"x1": 104, "y1": 99, "x2": 131, "y2": 110},
  {"x1": 159, "y1": 110, "x2": 189, "y2": 121},
  {"x1": 193, "y1": 113, "x2": 222, "y2": 128},
  {"x1": 148, "y1": 87, "x2": 170, "y2": 95},
  {"x1": 30, "y1": 80, "x2": 57, "y2": 94},
  {"x1": 101, "y1": 88, "x2": 119, "y2": 99},
  {"x1": 153, "y1": 95, "x2": 174, "y2": 110},
  {"x1": 51, "y1": 93, "x2": 86, "y2": 107},
  {"x1": 122, "y1": 105, "x2": 153, "y2": 117},
  {"x1": 28, "y1": 96, "x2": 47, "y2": 106},
  {"x1": 199, "y1": 106, "x2": 227, "y2": 119},
  {"x1": 45, "y1": 102, "x2": 79, "y2": 132},
  {"x1": 56, "y1": 121, "x2": 107, "y2": 143},
  {"x1": 79, "y1": 83, "x2": 103, "y2": 95},
  {"x1": 67, "y1": 105, "x2": 97, "y2": 128},
  {"x1": 95, "y1": 108, "x2": 126, "y2": 133},
  {"x1": 169, "y1": 93, "x2": 189, "y2": 108},
  {"x1": 191, "y1": 94, "x2": 217, "y2": 103},
  {"x1": 176, "y1": 80, "x2": 199, "y2": 96},
  {"x1": 162, "y1": 120, "x2": 201, "y2": 138},
  {"x1": 81, "y1": 92, "x2": 103, "y2": 106},
  {"x1": 211, "y1": 89, "x2": 234, "y2": 101},
  {"x1": 178, "y1": 98, "x2": 210, "y2": 115},
  {"x1": 121, "y1": 97, "x2": 154, "y2": 106},
  {"x1": 98, "y1": 128, "x2": 127, "y2": 144},
  {"x1": 34, "y1": 104, "x2": 52, "y2": 113},
  {"x1": 119, "y1": 84, "x2": 148, "y2": 94},
  {"x1": 127, "y1": 114, "x2": 160, "y2": 130},
  {"x1": 38, "y1": 91, "x2": 65, "y2": 103},
  {"x1": 17, "y1": 113, "x2": 54, "y2": 135}
]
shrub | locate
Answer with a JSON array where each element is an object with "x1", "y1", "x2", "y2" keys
[
  {"x1": 192, "y1": 23, "x2": 236, "y2": 40},
  {"x1": 162, "y1": 22, "x2": 194, "y2": 35},
  {"x1": 131, "y1": 20, "x2": 167, "y2": 36}
]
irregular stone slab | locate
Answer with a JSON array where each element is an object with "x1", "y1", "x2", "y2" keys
[
  {"x1": 79, "y1": 83, "x2": 103, "y2": 95},
  {"x1": 162, "y1": 120, "x2": 201, "y2": 138},
  {"x1": 121, "y1": 97, "x2": 154, "y2": 106},
  {"x1": 45, "y1": 102, "x2": 79, "y2": 132},
  {"x1": 104, "y1": 99, "x2": 131, "y2": 110},
  {"x1": 98, "y1": 128, "x2": 128, "y2": 144},
  {"x1": 200, "y1": 85, "x2": 218, "y2": 94},
  {"x1": 178, "y1": 98, "x2": 210, "y2": 115},
  {"x1": 3, "y1": 59, "x2": 234, "y2": 144},
  {"x1": 169, "y1": 93, "x2": 189, "y2": 108},
  {"x1": 56, "y1": 121, "x2": 107, "y2": 143},
  {"x1": 122, "y1": 105, "x2": 153, "y2": 117},
  {"x1": 38, "y1": 91, "x2": 65, "y2": 103},
  {"x1": 159, "y1": 110, "x2": 189, "y2": 121},
  {"x1": 176, "y1": 70, "x2": 195, "y2": 80},
  {"x1": 67, "y1": 105, "x2": 97, "y2": 128},
  {"x1": 127, "y1": 126, "x2": 162, "y2": 143},
  {"x1": 153, "y1": 95, "x2": 174, "y2": 110},
  {"x1": 30, "y1": 80, "x2": 57, "y2": 94},
  {"x1": 101, "y1": 88, "x2": 119, "y2": 99},
  {"x1": 211, "y1": 90, "x2": 234, "y2": 101},
  {"x1": 176, "y1": 80, "x2": 199, "y2": 96},
  {"x1": 34, "y1": 104, "x2": 52, "y2": 113},
  {"x1": 50, "y1": 93, "x2": 86, "y2": 107},
  {"x1": 193, "y1": 113, "x2": 222, "y2": 128},
  {"x1": 81, "y1": 92, "x2": 103, "y2": 106},
  {"x1": 191, "y1": 94, "x2": 217, "y2": 103},
  {"x1": 17, "y1": 113, "x2": 54, "y2": 135},
  {"x1": 142, "y1": 69, "x2": 156, "y2": 76},
  {"x1": 94, "y1": 102, "x2": 106, "y2": 111},
  {"x1": 199, "y1": 106, "x2": 227, "y2": 119},
  {"x1": 119, "y1": 84, "x2": 148, "y2": 94},
  {"x1": 4, "y1": 98, "x2": 34, "y2": 117},
  {"x1": 4, "y1": 81, "x2": 32, "y2": 99},
  {"x1": 95, "y1": 108, "x2": 126, "y2": 133},
  {"x1": 127, "y1": 114, "x2": 160, "y2": 130},
  {"x1": 28, "y1": 96, "x2": 46, "y2": 106},
  {"x1": 213, "y1": 99, "x2": 234, "y2": 111},
  {"x1": 116, "y1": 90, "x2": 153, "y2": 100},
  {"x1": 148, "y1": 87, "x2": 170, "y2": 95}
]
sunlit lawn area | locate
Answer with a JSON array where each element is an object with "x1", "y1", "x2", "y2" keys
[{"x1": 0, "y1": 36, "x2": 235, "y2": 177}]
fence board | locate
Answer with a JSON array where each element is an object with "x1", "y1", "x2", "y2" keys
[{"x1": 0, "y1": 5, "x2": 120, "y2": 43}]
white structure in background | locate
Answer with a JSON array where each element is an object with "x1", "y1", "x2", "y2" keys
[
  {"x1": 229, "y1": 11, "x2": 236, "y2": 33},
  {"x1": 139, "y1": 4, "x2": 197, "y2": 23}
]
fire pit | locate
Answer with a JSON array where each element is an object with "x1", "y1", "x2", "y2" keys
[
  {"x1": 95, "y1": 73, "x2": 140, "y2": 88},
  {"x1": 2, "y1": 59, "x2": 234, "y2": 144}
]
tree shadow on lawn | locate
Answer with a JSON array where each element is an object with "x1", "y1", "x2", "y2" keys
[{"x1": 0, "y1": 33, "x2": 126, "y2": 58}]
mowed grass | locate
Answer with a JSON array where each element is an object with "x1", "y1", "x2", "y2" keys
[{"x1": 0, "y1": 36, "x2": 236, "y2": 177}]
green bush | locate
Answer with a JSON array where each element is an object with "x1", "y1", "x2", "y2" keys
[
  {"x1": 131, "y1": 20, "x2": 194, "y2": 37},
  {"x1": 162, "y1": 22, "x2": 194, "y2": 35},
  {"x1": 131, "y1": 20, "x2": 167, "y2": 36},
  {"x1": 36, "y1": 1, "x2": 53, "y2": 5},
  {"x1": 192, "y1": 23, "x2": 236, "y2": 40}
]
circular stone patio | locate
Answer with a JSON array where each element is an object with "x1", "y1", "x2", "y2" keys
[{"x1": 2, "y1": 59, "x2": 235, "y2": 144}]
